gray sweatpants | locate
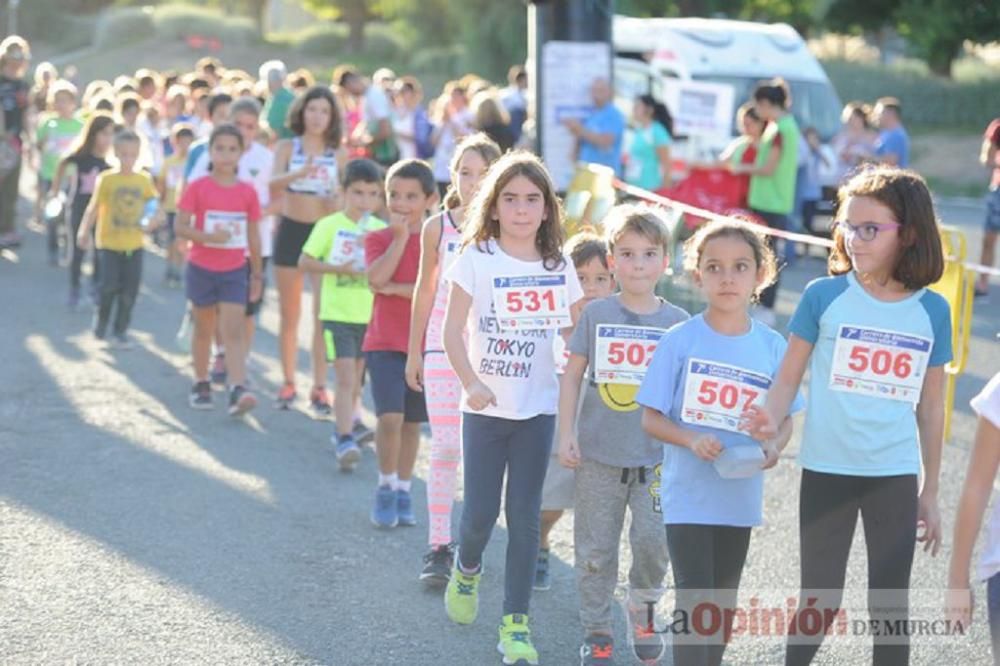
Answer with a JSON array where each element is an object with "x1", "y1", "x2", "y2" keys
[{"x1": 574, "y1": 457, "x2": 669, "y2": 635}]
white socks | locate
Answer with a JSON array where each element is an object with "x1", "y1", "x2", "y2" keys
[{"x1": 376, "y1": 474, "x2": 412, "y2": 492}]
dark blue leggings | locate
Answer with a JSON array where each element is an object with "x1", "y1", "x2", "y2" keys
[{"x1": 457, "y1": 412, "x2": 554, "y2": 615}]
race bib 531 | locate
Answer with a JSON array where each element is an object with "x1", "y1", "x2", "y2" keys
[{"x1": 492, "y1": 274, "x2": 571, "y2": 331}]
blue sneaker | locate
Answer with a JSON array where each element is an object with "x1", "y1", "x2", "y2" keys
[
  {"x1": 371, "y1": 484, "x2": 398, "y2": 529},
  {"x1": 333, "y1": 435, "x2": 361, "y2": 472},
  {"x1": 396, "y1": 488, "x2": 416, "y2": 526}
]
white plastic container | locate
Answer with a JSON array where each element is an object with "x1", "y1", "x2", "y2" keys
[{"x1": 713, "y1": 445, "x2": 765, "y2": 479}]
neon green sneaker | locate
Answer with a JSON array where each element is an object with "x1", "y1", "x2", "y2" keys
[
  {"x1": 444, "y1": 565, "x2": 480, "y2": 625},
  {"x1": 497, "y1": 613, "x2": 539, "y2": 665}
]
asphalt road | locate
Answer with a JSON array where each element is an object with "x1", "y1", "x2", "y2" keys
[{"x1": 1, "y1": 191, "x2": 998, "y2": 665}]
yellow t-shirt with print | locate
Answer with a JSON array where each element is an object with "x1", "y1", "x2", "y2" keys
[{"x1": 93, "y1": 170, "x2": 158, "y2": 252}]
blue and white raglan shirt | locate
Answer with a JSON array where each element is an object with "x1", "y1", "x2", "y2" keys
[
  {"x1": 636, "y1": 315, "x2": 804, "y2": 527},
  {"x1": 788, "y1": 272, "x2": 952, "y2": 477}
]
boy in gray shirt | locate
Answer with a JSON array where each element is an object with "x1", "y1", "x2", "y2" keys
[{"x1": 559, "y1": 205, "x2": 689, "y2": 665}]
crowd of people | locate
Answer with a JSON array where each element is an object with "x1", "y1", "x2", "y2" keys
[{"x1": 0, "y1": 30, "x2": 999, "y2": 666}]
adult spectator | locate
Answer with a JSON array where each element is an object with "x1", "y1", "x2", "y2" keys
[
  {"x1": 977, "y1": 118, "x2": 1000, "y2": 298},
  {"x1": 343, "y1": 70, "x2": 397, "y2": 167},
  {"x1": 732, "y1": 77, "x2": 800, "y2": 325},
  {"x1": 831, "y1": 101, "x2": 877, "y2": 183},
  {"x1": 0, "y1": 35, "x2": 31, "y2": 248},
  {"x1": 259, "y1": 60, "x2": 295, "y2": 140},
  {"x1": 471, "y1": 90, "x2": 514, "y2": 153},
  {"x1": 563, "y1": 78, "x2": 626, "y2": 176},
  {"x1": 430, "y1": 81, "x2": 473, "y2": 196},
  {"x1": 500, "y1": 65, "x2": 528, "y2": 143},
  {"x1": 392, "y1": 76, "x2": 432, "y2": 161},
  {"x1": 624, "y1": 94, "x2": 673, "y2": 191},
  {"x1": 873, "y1": 97, "x2": 910, "y2": 168}
]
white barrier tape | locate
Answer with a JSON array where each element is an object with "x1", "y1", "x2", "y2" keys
[{"x1": 613, "y1": 179, "x2": 1000, "y2": 280}]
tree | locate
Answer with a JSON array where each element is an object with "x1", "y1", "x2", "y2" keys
[
  {"x1": 301, "y1": 0, "x2": 384, "y2": 51},
  {"x1": 895, "y1": 0, "x2": 1000, "y2": 77}
]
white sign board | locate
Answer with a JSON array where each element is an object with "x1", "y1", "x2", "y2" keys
[
  {"x1": 541, "y1": 41, "x2": 611, "y2": 191},
  {"x1": 662, "y1": 79, "x2": 735, "y2": 139}
]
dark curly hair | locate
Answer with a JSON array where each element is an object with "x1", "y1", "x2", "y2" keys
[{"x1": 287, "y1": 85, "x2": 342, "y2": 149}]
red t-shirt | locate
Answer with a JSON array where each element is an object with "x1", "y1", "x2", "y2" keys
[
  {"x1": 361, "y1": 227, "x2": 421, "y2": 353},
  {"x1": 985, "y1": 119, "x2": 1000, "y2": 189},
  {"x1": 179, "y1": 175, "x2": 261, "y2": 272}
]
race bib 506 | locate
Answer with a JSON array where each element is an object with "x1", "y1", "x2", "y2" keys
[{"x1": 829, "y1": 325, "x2": 931, "y2": 404}]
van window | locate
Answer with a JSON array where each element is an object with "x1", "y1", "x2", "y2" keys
[{"x1": 691, "y1": 75, "x2": 842, "y2": 141}]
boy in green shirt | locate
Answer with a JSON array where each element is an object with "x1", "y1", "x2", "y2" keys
[{"x1": 300, "y1": 158, "x2": 386, "y2": 471}]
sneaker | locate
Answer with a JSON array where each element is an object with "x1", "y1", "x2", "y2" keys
[
  {"x1": 189, "y1": 381, "x2": 213, "y2": 410},
  {"x1": 275, "y1": 383, "x2": 296, "y2": 410},
  {"x1": 309, "y1": 386, "x2": 333, "y2": 418},
  {"x1": 352, "y1": 419, "x2": 375, "y2": 445},
  {"x1": 497, "y1": 614, "x2": 539, "y2": 665},
  {"x1": 228, "y1": 385, "x2": 257, "y2": 417},
  {"x1": 628, "y1": 605, "x2": 665, "y2": 664},
  {"x1": 175, "y1": 309, "x2": 192, "y2": 353},
  {"x1": 332, "y1": 434, "x2": 361, "y2": 472},
  {"x1": 580, "y1": 635, "x2": 615, "y2": 665},
  {"x1": 110, "y1": 334, "x2": 133, "y2": 350},
  {"x1": 444, "y1": 561, "x2": 481, "y2": 625},
  {"x1": 210, "y1": 353, "x2": 227, "y2": 387},
  {"x1": 533, "y1": 548, "x2": 551, "y2": 591},
  {"x1": 396, "y1": 488, "x2": 416, "y2": 526},
  {"x1": 371, "y1": 484, "x2": 398, "y2": 529},
  {"x1": 420, "y1": 544, "x2": 454, "y2": 585}
]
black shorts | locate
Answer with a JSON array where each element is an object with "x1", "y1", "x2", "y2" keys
[
  {"x1": 245, "y1": 256, "x2": 270, "y2": 317},
  {"x1": 365, "y1": 350, "x2": 428, "y2": 422},
  {"x1": 272, "y1": 216, "x2": 315, "y2": 267},
  {"x1": 323, "y1": 321, "x2": 367, "y2": 361}
]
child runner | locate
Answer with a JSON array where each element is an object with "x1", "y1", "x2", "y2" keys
[
  {"x1": 948, "y1": 371, "x2": 1000, "y2": 659},
  {"x1": 35, "y1": 79, "x2": 82, "y2": 263},
  {"x1": 743, "y1": 166, "x2": 951, "y2": 665},
  {"x1": 442, "y1": 151, "x2": 585, "y2": 666},
  {"x1": 175, "y1": 124, "x2": 263, "y2": 416},
  {"x1": 364, "y1": 159, "x2": 437, "y2": 528},
  {"x1": 269, "y1": 86, "x2": 347, "y2": 415},
  {"x1": 405, "y1": 133, "x2": 501, "y2": 584},
  {"x1": 51, "y1": 112, "x2": 113, "y2": 309},
  {"x1": 76, "y1": 129, "x2": 159, "y2": 348},
  {"x1": 536, "y1": 231, "x2": 615, "y2": 593},
  {"x1": 559, "y1": 206, "x2": 688, "y2": 665},
  {"x1": 157, "y1": 123, "x2": 194, "y2": 287},
  {"x1": 299, "y1": 158, "x2": 386, "y2": 471},
  {"x1": 638, "y1": 218, "x2": 800, "y2": 666}
]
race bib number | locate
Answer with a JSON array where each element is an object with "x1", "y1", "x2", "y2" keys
[
  {"x1": 204, "y1": 210, "x2": 248, "y2": 250},
  {"x1": 492, "y1": 274, "x2": 571, "y2": 331},
  {"x1": 327, "y1": 229, "x2": 365, "y2": 271},
  {"x1": 829, "y1": 325, "x2": 931, "y2": 404},
  {"x1": 681, "y1": 359, "x2": 771, "y2": 434},
  {"x1": 442, "y1": 240, "x2": 460, "y2": 275},
  {"x1": 288, "y1": 155, "x2": 336, "y2": 196},
  {"x1": 593, "y1": 325, "x2": 667, "y2": 385}
]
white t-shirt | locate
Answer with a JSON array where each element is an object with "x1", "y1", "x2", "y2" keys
[
  {"x1": 392, "y1": 108, "x2": 417, "y2": 161},
  {"x1": 445, "y1": 239, "x2": 584, "y2": 420},
  {"x1": 364, "y1": 86, "x2": 392, "y2": 124},
  {"x1": 433, "y1": 108, "x2": 474, "y2": 183},
  {"x1": 190, "y1": 142, "x2": 275, "y2": 258},
  {"x1": 973, "y1": 372, "x2": 1000, "y2": 581}
]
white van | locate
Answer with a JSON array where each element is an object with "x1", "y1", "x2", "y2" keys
[{"x1": 613, "y1": 16, "x2": 843, "y2": 166}]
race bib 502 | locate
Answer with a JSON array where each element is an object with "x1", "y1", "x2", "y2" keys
[{"x1": 593, "y1": 325, "x2": 667, "y2": 385}]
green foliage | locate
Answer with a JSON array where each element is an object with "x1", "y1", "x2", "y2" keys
[
  {"x1": 822, "y1": 57, "x2": 1000, "y2": 128},
  {"x1": 410, "y1": 45, "x2": 467, "y2": 80},
  {"x1": 363, "y1": 23, "x2": 405, "y2": 61},
  {"x1": 152, "y1": 3, "x2": 259, "y2": 47},
  {"x1": 94, "y1": 6, "x2": 155, "y2": 48},
  {"x1": 290, "y1": 23, "x2": 351, "y2": 56},
  {"x1": 896, "y1": 0, "x2": 1000, "y2": 77}
]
